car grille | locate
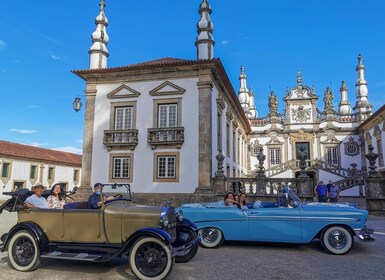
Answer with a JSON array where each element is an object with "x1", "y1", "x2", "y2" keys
[{"x1": 165, "y1": 207, "x2": 177, "y2": 242}]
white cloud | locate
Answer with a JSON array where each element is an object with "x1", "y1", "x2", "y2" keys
[
  {"x1": 76, "y1": 139, "x2": 83, "y2": 143},
  {"x1": 221, "y1": 40, "x2": 229, "y2": 45},
  {"x1": 0, "y1": 40, "x2": 6, "y2": 49},
  {"x1": 25, "y1": 142, "x2": 49, "y2": 147},
  {"x1": 51, "y1": 54, "x2": 61, "y2": 60},
  {"x1": 53, "y1": 146, "x2": 82, "y2": 155},
  {"x1": 10, "y1": 129, "x2": 38, "y2": 134}
]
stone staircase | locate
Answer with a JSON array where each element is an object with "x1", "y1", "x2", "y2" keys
[{"x1": 264, "y1": 159, "x2": 363, "y2": 192}]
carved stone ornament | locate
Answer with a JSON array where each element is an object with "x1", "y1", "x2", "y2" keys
[
  {"x1": 291, "y1": 105, "x2": 311, "y2": 122},
  {"x1": 344, "y1": 136, "x2": 360, "y2": 157},
  {"x1": 374, "y1": 125, "x2": 381, "y2": 140}
]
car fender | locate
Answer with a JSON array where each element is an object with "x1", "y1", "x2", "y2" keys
[
  {"x1": 1, "y1": 222, "x2": 49, "y2": 253},
  {"x1": 178, "y1": 218, "x2": 197, "y2": 231},
  {"x1": 99, "y1": 227, "x2": 172, "y2": 261}
]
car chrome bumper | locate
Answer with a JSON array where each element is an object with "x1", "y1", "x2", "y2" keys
[
  {"x1": 171, "y1": 236, "x2": 201, "y2": 257},
  {"x1": 354, "y1": 227, "x2": 375, "y2": 242}
]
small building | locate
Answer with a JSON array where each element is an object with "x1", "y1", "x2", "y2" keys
[{"x1": 0, "y1": 140, "x2": 82, "y2": 200}]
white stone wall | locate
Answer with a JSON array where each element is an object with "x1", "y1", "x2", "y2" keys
[{"x1": 91, "y1": 78, "x2": 200, "y2": 193}]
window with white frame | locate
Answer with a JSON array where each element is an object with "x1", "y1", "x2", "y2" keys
[
  {"x1": 269, "y1": 148, "x2": 281, "y2": 165},
  {"x1": 158, "y1": 104, "x2": 177, "y2": 128},
  {"x1": 326, "y1": 147, "x2": 339, "y2": 165},
  {"x1": 153, "y1": 152, "x2": 179, "y2": 182},
  {"x1": 113, "y1": 156, "x2": 131, "y2": 179},
  {"x1": 115, "y1": 107, "x2": 133, "y2": 130},
  {"x1": 157, "y1": 156, "x2": 176, "y2": 178}
]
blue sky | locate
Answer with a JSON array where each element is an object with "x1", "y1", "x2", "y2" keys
[{"x1": 1, "y1": 0, "x2": 385, "y2": 154}]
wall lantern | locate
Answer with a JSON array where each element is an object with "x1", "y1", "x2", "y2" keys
[{"x1": 73, "y1": 97, "x2": 82, "y2": 112}]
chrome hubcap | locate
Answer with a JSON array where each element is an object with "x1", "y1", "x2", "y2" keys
[{"x1": 328, "y1": 230, "x2": 347, "y2": 249}]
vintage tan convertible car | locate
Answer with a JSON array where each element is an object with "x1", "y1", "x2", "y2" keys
[{"x1": 0, "y1": 184, "x2": 200, "y2": 280}]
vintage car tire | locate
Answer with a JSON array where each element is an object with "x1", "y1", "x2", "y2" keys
[
  {"x1": 198, "y1": 227, "x2": 223, "y2": 248},
  {"x1": 320, "y1": 226, "x2": 354, "y2": 255},
  {"x1": 129, "y1": 236, "x2": 174, "y2": 280},
  {"x1": 175, "y1": 229, "x2": 199, "y2": 263},
  {"x1": 7, "y1": 230, "x2": 41, "y2": 272}
]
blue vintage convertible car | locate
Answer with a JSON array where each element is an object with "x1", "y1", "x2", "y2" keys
[{"x1": 178, "y1": 188, "x2": 374, "y2": 254}]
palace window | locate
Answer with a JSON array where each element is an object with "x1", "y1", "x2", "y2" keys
[
  {"x1": 158, "y1": 104, "x2": 177, "y2": 128},
  {"x1": 158, "y1": 156, "x2": 175, "y2": 178},
  {"x1": 226, "y1": 123, "x2": 230, "y2": 157},
  {"x1": 113, "y1": 157, "x2": 131, "y2": 179},
  {"x1": 109, "y1": 153, "x2": 133, "y2": 182},
  {"x1": 232, "y1": 130, "x2": 236, "y2": 160},
  {"x1": 115, "y1": 106, "x2": 133, "y2": 130},
  {"x1": 269, "y1": 148, "x2": 281, "y2": 165},
  {"x1": 326, "y1": 147, "x2": 339, "y2": 165},
  {"x1": 153, "y1": 152, "x2": 180, "y2": 182},
  {"x1": 345, "y1": 143, "x2": 358, "y2": 156},
  {"x1": 378, "y1": 140, "x2": 384, "y2": 167},
  {"x1": 217, "y1": 112, "x2": 222, "y2": 150}
]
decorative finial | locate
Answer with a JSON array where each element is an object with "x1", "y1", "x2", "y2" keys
[
  {"x1": 358, "y1": 54, "x2": 362, "y2": 64},
  {"x1": 340, "y1": 80, "x2": 347, "y2": 91},
  {"x1": 297, "y1": 69, "x2": 302, "y2": 85}
]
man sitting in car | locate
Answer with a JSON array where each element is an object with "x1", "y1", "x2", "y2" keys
[
  {"x1": 88, "y1": 183, "x2": 114, "y2": 209},
  {"x1": 25, "y1": 184, "x2": 49, "y2": 209}
]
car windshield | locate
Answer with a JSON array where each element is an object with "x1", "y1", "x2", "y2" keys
[{"x1": 282, "y1": 187, "x2": 302, "y2": 208}]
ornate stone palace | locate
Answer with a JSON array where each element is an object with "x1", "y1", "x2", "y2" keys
[
  {"x1": 238, "y1": 54, "x2": 373, "y2": 197},
  {"x1": 73, "y1": 0, "x2": 384, "y2": 205}
]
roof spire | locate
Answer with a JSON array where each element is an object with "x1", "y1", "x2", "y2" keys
[
  {"x1": 89, "y1": 0, "x2": 109, "y2": 69},
  {"x1": 354, "y1": 54, "x2": 372, "y2": 120},
  {"x1": 338, "y1": 80, "x2": 351, "y2": 115},
  {"x1": 238, "y1": 65, "x2": 250, "y2": 113},
  {"x1": 196, "y1": 0, "x2": 215, "y2": 60}
]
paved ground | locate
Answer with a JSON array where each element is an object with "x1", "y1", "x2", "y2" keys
[{"x1": 1, "y1": 200, "x2": 384, "y2": 280}]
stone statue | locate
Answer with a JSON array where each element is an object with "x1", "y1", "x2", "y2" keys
[
  {"x1": 323, "y1": 87, "x2": 334, "y2": 111},
  {"x1": 268, "y1": 91, "x2": 278, "y2": 113}
]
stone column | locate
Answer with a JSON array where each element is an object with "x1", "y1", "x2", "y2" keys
[
  {"x1": 197, "y1": 73, "x2": 213, "y2": 188},
  {"x1": 80, "y1": 83, "x2": 97, "y2": 191}
]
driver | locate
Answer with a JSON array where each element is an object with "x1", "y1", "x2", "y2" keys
[{"x1": 88, "y1": 183, "x2": 114, "y2": 209}]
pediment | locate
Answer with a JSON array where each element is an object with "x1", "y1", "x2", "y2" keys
[
  {"x1": 320, "y1": 134, "x2": 342, "y2": 144},
  {"x1": 149, "y1": 81, "x2": 186, "y2": 96},
  {"x1": 107, "y1": 85, "x2": 141, "y2": 99},
  {"x1": 285, "y1": 84, "x2": 318, "y2": 101},
  {"x1": 266, "y1": 136, "x2": 283, "y2": 145}
]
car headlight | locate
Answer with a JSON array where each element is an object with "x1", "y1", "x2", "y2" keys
[
  {"x1": 160, "y1": 213, "x2": 169, "y2": 227},
  {"x1": 176, "y1": 210, "x2": 183, "y2": 222}
]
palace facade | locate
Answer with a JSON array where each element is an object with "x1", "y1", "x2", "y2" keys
[{"x1": 74, "y1": 0, "x2": 382, "y2": 197}]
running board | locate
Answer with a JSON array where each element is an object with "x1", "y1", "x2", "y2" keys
[{"x1": 41, "y1": 251, "x2": 102, "y2": 261}]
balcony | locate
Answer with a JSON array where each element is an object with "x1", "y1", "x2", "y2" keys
[
  {"x1": 147, "y1": 127, "x2": 184, "y2": 149},
  {"x1": 103, "y1": 129, "x2": 139, "y2": 151}
]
